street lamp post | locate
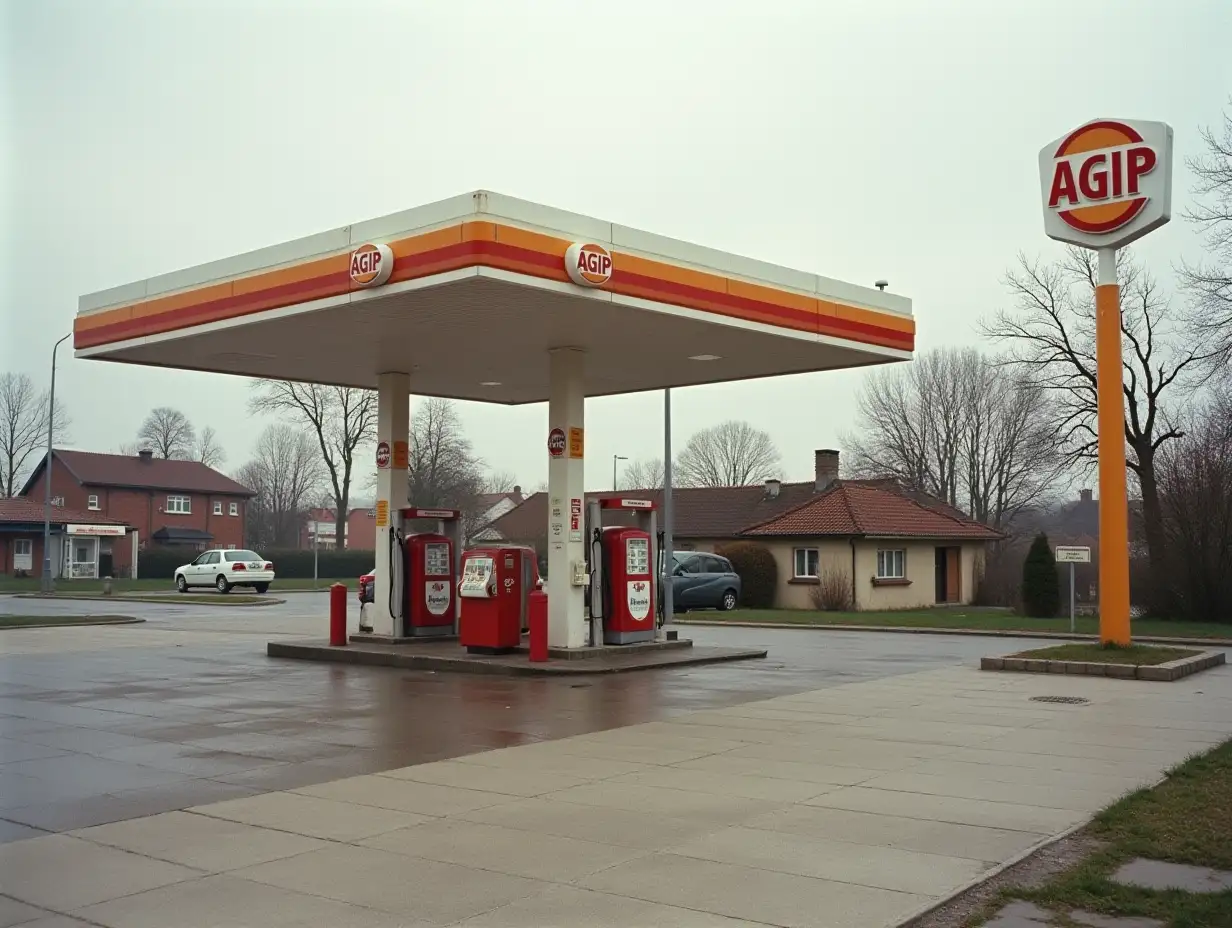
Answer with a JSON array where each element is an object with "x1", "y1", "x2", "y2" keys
[
  {"x1": 41, "y1": 333, "x2": 72, "y2": 594},
  {"x1": 612, "y1": 455, "x2": 627, "y2": 491}
]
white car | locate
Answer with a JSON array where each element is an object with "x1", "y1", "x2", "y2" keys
[{"x1": 175, "y1": 549, "x2": 275, "y2": 594}]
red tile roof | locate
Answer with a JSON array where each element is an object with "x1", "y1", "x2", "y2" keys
[
  {"x1": 488, "y1": 482, "x2": 826, "y2": 542},
  {"x1": 23, "y1": 450, "x2": 254, "y2": 497},
  {"x1": 0, "y1": 498, "x2": 127, "y2": 527},
  {"x1": 745, "y1": 481, "x2": 1002, "y2": 540}
]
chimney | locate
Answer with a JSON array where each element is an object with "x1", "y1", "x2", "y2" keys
[
  {"x1": 764, "y1": 478, "x2": 781, "y2": 499},
  {"x1": 815, "y1": 449, "x2": 839, "y2": 491},
  {"x1": 512, "y1": 485, "x2": 523, "y2": 502},
  {"x1": 1080, "y1": 488, "x2": 1093, "y2": 503},
  {"x1": 138, "y1": 449, "x2": 154, "y2": 463}
]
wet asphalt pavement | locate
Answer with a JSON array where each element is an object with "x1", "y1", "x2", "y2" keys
[{"x1": 0, "y1": 592, "x2": 1032, "y2": 842}]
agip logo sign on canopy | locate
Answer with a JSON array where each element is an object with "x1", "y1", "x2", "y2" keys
[
  {"x1": 1039, "y1": 118, "x2": 1173, "y2": 250},
  {"x1": 350, "y1": 243, "x2": 394, "y2": 288},
  {"x1": 564, "y1": 242, "x2": 613, "y2": 287}
]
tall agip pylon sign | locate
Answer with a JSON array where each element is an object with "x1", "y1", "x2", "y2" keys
[{"x1": 1039, "y1": 119, "x2": 1173, "y2": 645}]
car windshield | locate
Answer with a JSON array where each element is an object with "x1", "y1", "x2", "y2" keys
[{"x1": 223, "y1": 550, "x2": 261, "y2": 562}]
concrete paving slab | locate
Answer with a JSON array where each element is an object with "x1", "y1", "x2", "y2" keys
[
  {"x1": 805, "y1": 786, "x2": 1083, "y2": 834},
  {"x1": 0, "y1": 896, "x2": 47, "y2": 928},
  {"x1": 73, "y1": 872, "x2": 432, "y2": 928},
  {"x1": 188, "y1": 789, "x2": 432, "y2": 841},
  {"x1": 0, "y1": 834, "x2": 199, "y2": 911},
  {"x1": 667, "y1": 825, "x2": 990, "y2": 895},
  {"x1": 453, "y1": 883, "x2": 766, "y2": 927},
  {"x1": 542, "y1": 780, "x2": 783, "y2": 826},
  {"x1": 518, "y1": 737, "x2": 720, "y2": 766},
  {"x1": 904, "y1": 758, "x2": 1155, "y2": 794},
  {"x1": 581, "y1": 851, "x2": 926, "y2": 928},
  {"x1": 459, "y1": 796, "x2": 722, "y2": 850},
  {"x1": 451, "y1": 746, "x2": 650, "y2": 780},
  {"x1": 235, "y1": 843, "x2": 546, "y2": 923},
  {"x1": 377, "y1": 759, "x2": 589, "y2": 797},
  {"x1": 8, "y1": 918, "x2": 97, "y2": 928},
  {"x1": 670, "y1": 753, "x2": 880, "y2": 786},
  {"x1": 742, "y1": 805, "x2": 1040, "y2": 862},
  {"x1": 292, "y1": 773, "x2": 510, "y2": 817},
  {"x1": 860, "y1": 770, "x2": 1126, "y2": 812},
  {"x1": 361, "y1": 817, "x2": 646, "y2": 882},
  {"x1": 1111, "y1": 857, "x2": 1232, "y2": 892},
  {"x1": 69, "y1": 810, "x2": 327, "y2": 872},
  {"x1": 610, "y1": 766, "x2": 837, "y2": 803}
]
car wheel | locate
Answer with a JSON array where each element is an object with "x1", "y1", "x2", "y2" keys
[
  {"x1": 175, "y1": 574, "x2": 188, "y2": 593},
  {"x1": 216, "y1": 575, "x2": 231, "y2": 594},
  {"x1": 254, "y1": 583, "x2": 269, "y2": 594},
  {"x1": 720, "y1": 590, "x2": 738, "y2": 611}
]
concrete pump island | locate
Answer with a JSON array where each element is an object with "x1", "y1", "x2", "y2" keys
[{"x1": 74, "y1": 190, "x2": 915, "y2": 672}]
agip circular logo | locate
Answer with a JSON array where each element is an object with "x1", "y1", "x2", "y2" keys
[
  {"x1": 1046, "y1": 121, "x2": 1158, "y2": 235},
  {"x1": 349, "y1": 243, "x2": 394, "y2": 288},
  {"x1": 564, "y1": 243, "x2": 613, "y2": 287}
]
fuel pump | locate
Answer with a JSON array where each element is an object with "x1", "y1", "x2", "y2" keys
[
  {"x1": 586, "y1": 498, "x2": 658, "y2": 645},
  {"x1": 387, "y1": 507, "x2": 462, "y2": 638}
]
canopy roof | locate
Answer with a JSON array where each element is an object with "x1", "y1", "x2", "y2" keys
[{"x1": 75, "y1": 191, "x2": 914, "y2": 403}]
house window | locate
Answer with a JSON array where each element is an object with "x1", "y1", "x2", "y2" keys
[
  {"x1": 166, "y1": 495, "x2": 191, "y2": 514},
  {"x1": 213, "y1": 501, "x2": 223, "y2": 515},
  {"x1": 87, "y1": 494, "x2": 100, "y2": 511},
  {"x1": 14, "y1": 539, "x2": 32, "y2": 556},
  {"x1": 877, "y1": 549, "x2": 906, "y2": 579},
  {"x1": 229, "y1": 502, "x2": 239, "y2": 516},
  {"x1": 793, "y1": 547, "x2": 819, "y2": 578}
]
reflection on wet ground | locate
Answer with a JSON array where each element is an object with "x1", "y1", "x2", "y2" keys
[{"x1": 0, "y1": 601, "x2": 1027, "y2": 841}]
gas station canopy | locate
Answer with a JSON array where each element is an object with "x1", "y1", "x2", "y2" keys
[{"x1": 75, "y1": 191, "x2": 914, "y2": 401}]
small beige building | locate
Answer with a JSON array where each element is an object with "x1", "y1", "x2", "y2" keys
[
  {"x1": 487, "y1": 449, "x2": 1001, "y2": 611},
  {"x1": 742, "y1": 480, "x2": 1000, "y2": 610}
]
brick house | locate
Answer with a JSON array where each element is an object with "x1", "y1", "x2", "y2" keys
[
  {"x1": 20, "y1": 449, "x2": 255, "y2": 575},
  {"x1": 0, "y1": 498, "x2": 132, "y2": 580},
  {"x1": 299, "y1": 505, "x2": 379, "y2": 551},
  {"x1": 486, "y1": 450, "x2": 1001, "y2": 610}
]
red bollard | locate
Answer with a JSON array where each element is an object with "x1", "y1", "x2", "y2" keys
[
  {"x1": 528, "y1": 590, "x2": 548, "y2": 662},
  {"x1": 329, "y1": 583, "x2": 348, "y2": 646}
]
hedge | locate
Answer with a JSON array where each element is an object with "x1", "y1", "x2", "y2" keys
[
  {"x1": 137, "y1": 547, "x2": 375, "y2": 580},
  {"x1": 715, "y1": 541, "x2": 778, "y2": 608}
]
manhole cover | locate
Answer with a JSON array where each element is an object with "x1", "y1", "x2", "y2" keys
[{"x1": 1030, "y1": 695, "x2": 1090, "y2": 705}]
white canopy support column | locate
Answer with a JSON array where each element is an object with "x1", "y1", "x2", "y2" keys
[
  {"x1": 546, "y1": 347, "x2": 587, "y2": 649},
  {"x1": 374, "y1": 372, "x2": 409, "y2": 638}
]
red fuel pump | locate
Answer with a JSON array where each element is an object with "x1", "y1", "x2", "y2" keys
[
  {"x1": 458, "y1": 545, "x2": 539, "y2": 654},
  {"x1": 588, "y1": 498, "x2": 658, "y2": 645},
  {"x1": 389, "y1": 507, "x2": 461, "y2": 638}
]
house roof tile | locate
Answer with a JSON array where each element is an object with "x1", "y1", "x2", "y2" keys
[
  {"x1": 745, "y1": 481, "x2": 1003, "y2": 540},
  {"x1": 23, "y1": 450, "x2": 254, "y2": 497}
]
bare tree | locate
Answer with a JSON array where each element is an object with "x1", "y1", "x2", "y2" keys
[
  {"x1": 483, "y1": 470, "x2": 521, "y2": 495},
  {"x1": 985, "y1": 247, "x2": 1216, "y2": 604},
  {"x1": 844, "y1": 347, "x2": 1064, "y2": 529},
  {"x1": 1179, "y1": 101, "x2": 1232, "y2": 370},
  {"x1": 0, "y1": 373, "x2": 69, "y2": 497},
  {"x1": 1157, "y1": 387, "x2": 1232, "y2": 620},
  {"x1": 249, "y1": 382, "x2": 377, "y2": 549},
  {"x1": 622, "y1": 457, "x2": 665, "y2": 490},
  {"x1": 236, "y1": 424, "x2": 322, "y2": 549},
  {"x1": 194, "y1": 426, "x2": 227, "y2": 469},
  {"x1": 137, "y1": 407, "x2": 197, "y2": 459},
  {"x1": 407, "y1": 398, "x2": 487, "y2": 530},
  {"x1": 674, "y1": 421, "x2": 781, "y2": 487},
  {"x1": 845, "y1": 349, "x2": 967, "y2": 507}
]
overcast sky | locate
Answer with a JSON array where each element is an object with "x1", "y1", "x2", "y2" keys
[{"x1": 2, "y1": 0, "x2": 1229, "y2": 495}]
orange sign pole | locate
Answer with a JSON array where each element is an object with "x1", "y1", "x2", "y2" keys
[{"x1": 1094, "y1": 247, "x2": 1131, "y2": 646}]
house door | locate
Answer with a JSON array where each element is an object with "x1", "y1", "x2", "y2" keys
[
  {"x1": 99, "y1": 539, "x2": 114, "y2": 578},
  {"x1": 934, "y1": 547, "x2": 961, "y2": 604}
]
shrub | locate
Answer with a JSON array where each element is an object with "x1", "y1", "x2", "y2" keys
[
  {"x1": 808, "y1": 563, "x2": 853, "y2": 611},
  {"x1": 1021, "y1": 533, "x2": 1060, "y2": 618},
  {"x1": 715, "y1": 541, "x2": 777, "y2": 608}
]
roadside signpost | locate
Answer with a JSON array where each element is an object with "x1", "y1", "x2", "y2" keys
[{"x1": 1055, "y1": 545, "x2": 1092, "y2": 634}]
